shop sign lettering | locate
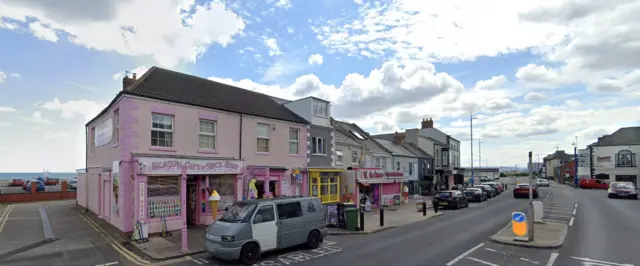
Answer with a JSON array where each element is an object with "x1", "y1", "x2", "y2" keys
[
  {"x1": 138, "y1": 158, "x2": 244, "y2": 175},
  {"x1": 247, "y1": 167, "x2": 269, "y2": 176},
  {"x1": 361, "y1": 170, "x2": 385, "y2": 179},
  {"x1": 252, "y1": 242, "x2": 342, "y2": 266},
  {"x1": 386, "y1": 171, "x2": 404, "y2": 178},
  {"x1": 138, "y1": 182, "x2": 146, "y2": 222}
]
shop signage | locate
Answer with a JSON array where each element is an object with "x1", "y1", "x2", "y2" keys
[
  {"x1": 138, "y1": 158, "x2": 244, "y2": 175},
  {"x1": 139, "y1": 182, "x2": 146, "y2": 222},
  {"x1": 247, "y1": 167, "x2": 269, "y2": 176},
  {"x1": 360, "y1": 170, "x2": 385, "y2": 179},
  {"x1": 386, "y1": 171, "x2": 404, "y2": 178}
]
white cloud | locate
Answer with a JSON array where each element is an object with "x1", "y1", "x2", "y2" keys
[
  {"x1": 0, "y1": 0, "x2": 245, "y2": 67},
  {"x1": 39, "y1": 97, "x2": 106, "y2": 122},
  {"x1": 274, "y1": 0, "x2": 292, "y2": 9},
  {"x1": 28, "y1": 22, "x2": 58, "y2": 42},
  {"x1": 308, "y1": 54, "x2": 324, "y2": 65},
  {"x1": 0, "y1": 106, "x2": 17, "y2": 112},
  {"x1": 312, "y1": 0, "x2": 564, "y2": 62},
  {"x1": 263, "y1": 38, "x2": 282, "y2": 56},
  {"x1": 354, "y1": 0, "x2": 364, "y2": 5},
  {"x1": 0, "y1": 72, "x2": 5, "y2": 83},
  {"x1": 9, "y1": 73, "x2": 20, "y2": 78},
  {"x1": 22, "y1": 110, "x2": 52, "y2": 124},
  {"x1": 524, "y1": 92, "x2": 546, "y2": 101}
]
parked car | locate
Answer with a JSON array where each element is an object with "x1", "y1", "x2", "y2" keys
[
  {"x1": 68, "y1": 180, "x2": 77, "y2": 190},
  {"x1": 9, "y1": 179, "x2": 24, "y2": 187},
  {"x1": 474, "y1": 185, "x2": 496, "y2": 198},
  {"x1": 463, "y1": 188, "x2": 487, "y2": 202},
  {"x1": 44, "y1": 178, "x2": 58, "y2": 186},
  {"x1": 205, "y1": 196, "x2": 327, "y2": 265},
  {"x1": 24, "y1": 180, "x2": 45, "y2": 192},
  {"x1": 579, "y1": 179, "x2": 609, "y2": 189},
  {"x1": 535, "y1": 179, "x2": 550, "y2": 187},
  {"x1": 513, "y1": 184, "x2": 539, "y2": 199},
  {"x1": 607, "y1": 182, "x2": 638, "y2": 199},
  {"x1": 433, "y1": 190, "x2": 469, "y2": 210},
  {"x1": 483, "y1": 182, "x2": 503, "y2": 194}
]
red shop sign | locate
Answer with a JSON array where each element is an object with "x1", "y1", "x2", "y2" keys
[
  {"x1": 360, "y1": 170, "x2": 385, "y2": 179},
  {"x1": 386, "y1": 171, "x2": 404, "y2": 178}
]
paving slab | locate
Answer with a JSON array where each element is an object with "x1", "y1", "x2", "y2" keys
[{"x1": 489, "y1": 221, "x2": 568, "y2": 248}]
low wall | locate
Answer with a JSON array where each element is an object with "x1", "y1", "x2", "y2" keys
[{"x1": 0, "y1": 181, "x2": 76, "y2": 203}]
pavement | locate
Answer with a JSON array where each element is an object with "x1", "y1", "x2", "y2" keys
[{"x1": 0, "y1": 200, "x2": 133, "y2": 266}]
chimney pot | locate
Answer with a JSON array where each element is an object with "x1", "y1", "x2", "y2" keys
[{"x1": 133, "y1": 73, "x2": 137, "y2": 80}]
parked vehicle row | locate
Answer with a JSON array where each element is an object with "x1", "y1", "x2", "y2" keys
[
  {"x1": 432, "y1": 182, "x2": 505, "y2": 210},
  {"x1": 8, "y1": 177, "x2": 59, "y2": 187}
]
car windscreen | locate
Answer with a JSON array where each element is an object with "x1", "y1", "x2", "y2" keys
[
  {"x1": 437, "y1": 192, "x2": 453, "y2": 198},
  {"x1": 613, "y1": 183, "x2": 635, "y2": 189},
  {"x1": 219, "y1": 202, "x2": 257, "y2": 223}
]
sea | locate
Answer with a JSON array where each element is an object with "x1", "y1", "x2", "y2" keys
[{"x1": 0, "y1": 173, "x2": 77, "y2": 181}]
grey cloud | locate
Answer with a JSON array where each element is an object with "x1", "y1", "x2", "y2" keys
[
  {"x1": 524, "y1": 92, "x2": 546, "y2": 101},
  {"x1": 291, "y1": 75, "x2": 323, "y2": 97},
  {"x1": 519, "y1": 0, "x2": 634, "y2": 24},
  {"x1": 515, "y1": 126, "x2": 558, "y2": 137},
  {"x1": 4, "y1": 0, "x2": 130, "y2": 24},
  {"x1": 395, "y1": 110, "x2": 426, "y2": 126}
]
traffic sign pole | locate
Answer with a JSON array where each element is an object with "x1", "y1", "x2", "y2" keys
[{"x1": 528, "y1": 151, "x2": 535, "y2": 241}]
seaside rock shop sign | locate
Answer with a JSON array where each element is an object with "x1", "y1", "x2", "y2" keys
[{"x1": 138, "y1": 158, "x2": 244, "y2": 175}]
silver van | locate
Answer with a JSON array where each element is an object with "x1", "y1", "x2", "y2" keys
[{"x1": 204, "y1": 196, "x2": 328, "y2": 265}]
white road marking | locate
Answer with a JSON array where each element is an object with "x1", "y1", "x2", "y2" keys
[
  {"x1": 195, "y1": 258, "x2": 208, "y2": 263},
  {"x1": 521, "y1": 257, "x2": 540, "y2": 264},
  {"x1": 543, "y1": 219, "x2": 568, "y2": 224},
  {"x1": 569, "y1": 256, "x2": 634, "y2": 266},
  {"x1": 573, "y1": 209, "x2": 577, "y2": 215},
  {"x1": 467, "y1": 257, "x2": 499, "y2": 266},
  {"x1": 191, "y1": 259, "x2": 204, "y2": 265},
  {"x1": 96, "y1": 262, "x2": 118, "y2": 266},
  {"x1": 546, "y1": 253, "x2": 559, "y2": 266},
  {"x1": 446, "y1": 243, "x2": 485, "y2": 266},
  {"x1": 575, "y1": 203, "x2": 578, "y2": 208},
  {"x1": 545, "y1": 209, "x2": 574, "y2": 214},
  {"x1": 569, "y1": 217, "x2": 574, "y2": 226},
  {"x1": 545, "y1": 205, "x2": 574, "y2": 210},
  {"x1": 543, "y1": 213, "x2": 572, "y2": 218},
  {"x1": 483, "y1": 248, "x2": 507, "y2": 255}
]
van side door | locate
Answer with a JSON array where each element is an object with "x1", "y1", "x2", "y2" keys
[
  {"x1": 251, "y1": 203, "x2": 278, "y2": 252},
  {"x1": 276, "y1": 201, "x2": 305, "y2": 249}
]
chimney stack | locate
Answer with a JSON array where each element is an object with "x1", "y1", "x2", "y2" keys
[
  {"x1": 421, "y1": 118, "x2": 434, "y2": 129},
  {"x1": 122, "y1": 72, "x2": 137, "y2": 91},
  {"x1": 394, "y1": 131, "x2": 405, "y2": 145}
]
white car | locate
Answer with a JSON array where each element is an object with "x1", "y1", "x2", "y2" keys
[{"x1": 535, "y1": 179, "x2": 550, "y2": 187}]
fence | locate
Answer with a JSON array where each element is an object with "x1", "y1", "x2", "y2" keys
[{"x1": 0, "y1": 181, "x2": 76, "y2": 203}]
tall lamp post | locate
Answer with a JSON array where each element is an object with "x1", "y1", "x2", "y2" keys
[
  {"x1": 470, "y1": 112, "x2": 478, "y2": 185},
  {"x1": 573, "y1": 136, "x2": 579, "y2": 188},
  {"x1": 478, "y1": 139, "x2": 484, "y2": 168}
]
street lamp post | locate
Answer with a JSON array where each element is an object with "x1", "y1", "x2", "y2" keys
[
  {"x1": 573, "y1": 137, "x2": 579, "y2": 188},
  {"x1": 470, "y1": 112, "x2": 477, "y2": 185}
]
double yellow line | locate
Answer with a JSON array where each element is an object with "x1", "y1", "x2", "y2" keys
[
  {"x1": 0, "y1": 204, "x2": 15, "y2": 234},
  {"x1": 80, "y1": 214, "x2": 192, "y2": 266}
]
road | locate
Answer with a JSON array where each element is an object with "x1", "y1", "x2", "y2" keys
[{"x1": 172, "y1": 177, "x2": 547, "y2": 266}]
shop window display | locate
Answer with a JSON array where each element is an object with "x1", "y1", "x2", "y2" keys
[
  {"x1": 207, "y1": 175, "x2": 235, "y2": 213},
  {"x1": 310, "y1": 172, "x2": 339, "y2": 204},
  {"x1": 147, "y1": 176, "x2": 181, "y2": 219}
]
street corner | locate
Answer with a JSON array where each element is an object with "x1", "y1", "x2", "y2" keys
[
  {"x1": 0, "y1": 203, "x2": 54, "y2": 253},
  {"x1": 185, "y1": 240, "x2": 345, "y2": 266},
  {"x1": 446, "y1": 242, "x2": 556, "y2": 266}
]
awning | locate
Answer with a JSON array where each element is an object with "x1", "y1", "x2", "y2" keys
[{"x1": 308, "y1": 168, "x2": 344, "y2": 172}]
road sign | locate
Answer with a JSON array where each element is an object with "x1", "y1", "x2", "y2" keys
[{"x1": 512, "y1": 212, "x2": 528, "y2": 239}]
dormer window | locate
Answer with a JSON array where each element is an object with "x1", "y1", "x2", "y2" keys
[
  {"x1": 350, "y1": 130, "x2": 367, "y2": 140},
  {"x1": 313, "y1": 100, "x2": 328, "y2": 117}
]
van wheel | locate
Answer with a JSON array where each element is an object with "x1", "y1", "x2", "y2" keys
[
  {"x1": 239, "y1": 243, "x2": 260, "y2": 265},
  {"x1": 306, "y1": 230, "x2": 321, "y2": 249}
]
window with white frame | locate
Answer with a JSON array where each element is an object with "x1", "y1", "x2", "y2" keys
[
  {"x1": 199, "y1": 119, "x2": 216, "y2": 150},
  {"x1": 113, "y1": 110, "x2": 119, "y2": 145},
  {"x1": 151, "y1": 113, "x2": 174, "y2": 147},
  {"x1": 442, "y1": 150, "x2": 449, "y2": 166},
  {"x1": 409, "y1": 162, "x2": 413, "y2": 175},
  {"x1": 289, "y1": 128, "x2": 299, "y2": 154},
  {"x1": 312, "y1": 137, "x2": 325, "y2": 154},
  {"x1": 396, "y1": 161, "x2": 400, "y2": 171},
  {"x1": 335, "y1": 150, "x2": 344, "y2": 164},
  {"x1": 374, "y1": 157, "x2": 382, "y2": 168},
  {"x1": 257, "y1": 123, "x2": 270, "y2": 152},
  {"x1": 313, "y1": 100, "x2": 328, "y2": 117},
  {"x1": 351, "y1": 151, "x2": 359, "y2": 164}
]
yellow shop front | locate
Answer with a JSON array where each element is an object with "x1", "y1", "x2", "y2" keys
[{"x1": 307, "y1": 168, "x2": 343, "y2": 204}]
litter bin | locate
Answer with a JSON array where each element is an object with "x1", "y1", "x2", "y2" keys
[{"x1": 344, "y1": 208, "x2": 359, "y2": 231}]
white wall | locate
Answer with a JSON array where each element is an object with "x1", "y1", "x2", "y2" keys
[{"x1": 592, "y1": 145, "x2": 640, "y2": 183}]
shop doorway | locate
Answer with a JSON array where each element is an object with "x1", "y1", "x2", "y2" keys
[
  {"x1": 186, "y1": 182, "x2": 197, "y2": 225},
  {"x1": 254, "y1": 180, "x2": 279, "y2": 198}
]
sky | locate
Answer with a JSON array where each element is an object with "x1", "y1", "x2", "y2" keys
[{"x1": 0, "y1": 0, "x2": 639, "y2": 172}]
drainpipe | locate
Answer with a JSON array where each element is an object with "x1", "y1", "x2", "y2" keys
[{"x1": 239, "y1": 114, "x2": 243, "y2": 160}]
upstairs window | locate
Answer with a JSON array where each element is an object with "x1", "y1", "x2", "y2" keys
[
  {"x1": 616, "y1": 150, "x2": 636, "y2": 167},
  {"x1": 199, "y1": 120, "x2": 216, "y2": 150},
  {"x1": 151, "y1": 113, "x2": 174, "y2": 147},
  {"x1": 409, "y1": 162, "x2": 413, "y2": 175},
  {"x1": 336, "y1": 150, "x2": 344, "y2": 164},
  {"x1": 113, "y1": 110, "x2": 119, "y2": 145},
  {"x1": 289, "y1": 128, "x2": 299, "y2": 154},
  {"x1": 312, "y1": 137, "x2": 325, "y2": 154},
  {"x1": 351, "y1": 151, "x2": 359, "y2": 164},
  {"x1": 257, "y1": 123, "x2": 270, "y2": 152},
  {"x1": 313, "y1": 100, "x2": 328, "y2": 117}
]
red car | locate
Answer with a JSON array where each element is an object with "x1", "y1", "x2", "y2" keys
[
  {"x1": 9, "y1": 179, "x2": 24, "y2": 187},
  {"x1": 579, "y1": 179, "x2": 609, "y2": 189},
  {"x1": 513, "y1": 184, "x2": 539, "y2": 199}
]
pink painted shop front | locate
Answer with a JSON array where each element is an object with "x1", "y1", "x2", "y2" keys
[
  {"x1": 341, "y1": 168, "x2": 403, "y2": 208},
  {"x1": 133, "y1": 156, "x2": 244, "y2": 240},
  {"x1": 241, "y1": 166, "x2": 295, "y2": 199}
]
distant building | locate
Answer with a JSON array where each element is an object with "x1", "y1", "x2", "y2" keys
[
  {"x1": 588, "y1": 127, "x2": 640, "y2": 186},
  {"x1": 543, "y1": 150, "x2": 572, "y2": 180}
]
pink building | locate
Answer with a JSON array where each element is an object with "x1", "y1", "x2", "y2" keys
[{"x1": 78, "y1": 67, "x2": 308, "y2": 251}]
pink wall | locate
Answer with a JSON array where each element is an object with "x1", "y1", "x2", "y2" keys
[
  {"x1": 86, "y1": 99, "x2": 122, "y2": 169},
  {"x1": 240, "y1": 115, "x2": 307, "y2": 168}
]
